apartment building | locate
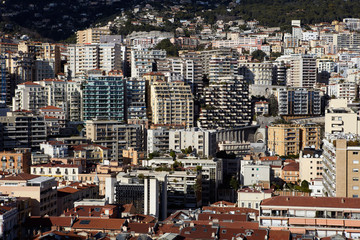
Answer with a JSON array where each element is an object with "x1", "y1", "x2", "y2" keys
[
  {"x1": 208, "y1": 56, "x2": 238, "y2": 81},
  {"x1": 107, "y1": 175, "x2": 162, "y2": 218},
  {"x1": 288, "y1": 54, "x2": 317, "y2": 88},
  {"x1": 126, "y1": 77, "x2": 146, "y2": 120},
  {"x1": 0, "y1": 150, "x2": 32, "y2": 174},
  {"x1": 147, "y1": 127, "x2": 169, "y2": 154},
  {"x1": 199, "y1": 76, "x2": 251, "y2": 129},
  {"x1": 299, "y1": 148, "x2": 323, "y2": 182},
  {"x1": 322, "y1": 135, "x2": 360, "y2": 198},
  {"x1": 31, "y1": 163, "x2": 82, "y2": 181},
  {"x1": 85, "y1": 120, "x2": 143, "y2": 161},
  {"x1": 0, "y1": 111, "x2": 46, "y2": 150},
  {"x1": 12, "y1": 82, "x2": 46, "y2": 111},
  {"x1": 334, "y1": 32, "x2": 360, "y2": 51},
  {"x1": 260, "y1": 196, "x2": 360, "y2": 238},
  {"x1": 83, "y1": 74, "x2": 126, "y2": 121},
  {"x1": 325, "y1": 99, "x2": 360, "y2": 135},
  {"x1": 76, "y1": 27, "x2": 111, "y2": 44},
  {"x1": 168, "y1": 128, "x2": 217, "y2": 158},
  {"x1": 0, "y1": 206, "x2": 18, "y2": 240},
  {"x1": 239, "y1": 61, "x2": 273, "y2": 85},
  {"x1": 0, "y1": 173, "x2": 57, "y2": 216},
  {"x1": 237, "y1": 188, "x2": 272, "y2": 210},
  {"x1": 281, "y1": 161, "x2": 300, "y2": 183},
  {"x1": 278, "y1": 88, "x2": 321, "y2": 117},
  {"x1": 327, "y1": 82, "x2": 358, "y2": 102},
  {"x1": 241, "y1": 164, "x2": 270, "y2": 187},
  {"x1": 40, "y1": 141, "x2": 68, "y2": 158},
  {"x1": 267, "y1": 123, "x2": 321, "y2": 156},
  {"x1": 200, "y1": 48, "x2": 239, "y2": 76},
  {"x1": 130, "y1": 48, "x2": 166, "y2": 78},
  {"x1": 150, "y1": 81, "x2": 194, "y2": 128},
  {"x1": 67, "y1": 43, "x2": 124, "y2": 78}
]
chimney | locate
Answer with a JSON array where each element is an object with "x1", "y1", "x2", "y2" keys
[{"x1": 341, "y1": 198, "x2": 345, "y2": 203}]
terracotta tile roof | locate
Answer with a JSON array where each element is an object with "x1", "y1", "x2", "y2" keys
[
  {"x1": 158, "y1": 224, "x2": 181, "y2": 234},
  {"x1": 72, "y1": 218, "x2": 125, "y2": 230},
  {"x1": 2, "y1": 173, "x2": 38, "y2": 181},
  {"x1": 282, "y1": 162, "x2": 299, "y2": 172},
  {"x1": 57, "y1": 187, "x2": 79, "y2": 194},
  {"x1": 260, "y1": 156, "x2": 280, "y2": 161},
  {"x1": 202, "y1": 207, "x2": 259, "y2": 216},
  {"x1": 44, "y1": 115, "x2": 59, "y2": 119},
  {"x1": 179, "y1": 225, "x2": 216, "y2": 239},
  {"x1": 210, "y1": 201, "x2": 236, "y2": 207},
  {"x1": 18, "y1": 81, "x2": 40, "y2": 86},
  {"x1": 143, "y1": 72, "x2": 164, "y2": 76},
  {"x1": 261, "y1": 196, "x2": 360, "y2": 209},
  {"x1": 40, "y1": 106, "x2": 62, "y2": 110},
  {"x1": 122, "y1": 203, "x2": 135, "y2": 213},
  {"x1": 197, "y1": 213, "x2": 247, "y2": 222},
  {"x1": 125, "y1": 222, "x2": 155, "y2": 234}
]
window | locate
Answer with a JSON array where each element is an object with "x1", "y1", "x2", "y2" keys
[
  {"x1": 353, "y1": 152, "x2": 359, "y2": 155},
  {"x1": 248, "y1": 203, "x2": 251, "y2": 208},
  {"x1": 354, "y1": 195, "x2": 359, "y2": 198},
  {"x1": 255, "y1": 203, "x2": 259, "y2": 209},
  {"x1": 354, "y1": 178, "x2": 359, "y2": 181},
  {"x1": 354, "y1": 186, "x2": 359, "y2": 190},
  {"x1": 354, "y1": 160, "x2": 359, "y2": 164},
  {"x1": 354, "y1": 169, "x2": 359, "y2": 173}
]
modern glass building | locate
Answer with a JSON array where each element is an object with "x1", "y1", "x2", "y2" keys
[{"x1": 83, "y1": 74, "x2": 126, "y2": 121}]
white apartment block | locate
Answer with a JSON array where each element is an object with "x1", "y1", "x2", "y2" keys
[
  {"x1": 302, "y1": 31, "x2": 319, "y2": 41},
  {"x1": 327, "y1": 82, "x2": 357, "y2": 102},
  {"x1": 237, "y1": 188, "x2": 272, "y2": 210},
  {"x1": 325, "y1": 99, "x2": 360, "y2": 135},
  {"x1": 40, "y1": 141, "x2": 68, "y2": 158},
  {"x1": 150, "y1": 81, "x2": 194, "y2": 128},
  {"x1": 31, "y1": 163, "x2": 82, "y2": 181},
  {"x1": 239, "y1": 61, "x2": 273, "y2": 85},
  {"x1": 147, "y1": 128, "x2": 169, "y2": 154},
  {"x1": 67, "y1": 43, "x2": 124, "y2": 78},
  {"x1": 317, "y1": 59, "x2": 336, "y2": 73},
  {"x1": 12, "y1": 82, "x2": 46, "y2": 111},
  {"x1": 241, "y1": 164, "x2": 270, "y2": 186},
  {"x1": 169, "y1": 128, "x2": 217, "y2": 157},
  {"x1": 288, "y1": 54, "x2": 317, "y2": 88},
  {"x1": 130, "y1": 48, "x2": 166, "y2": 78}
]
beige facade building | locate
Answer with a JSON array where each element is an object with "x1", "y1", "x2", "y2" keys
[
  {"x1": 76, "y1": 27, "x2": 111, "y2": 44},
  {"x1": 85, "y1": 120, "x2": 143, "y2": 161},
  {"x1": 0, "y1": 173, "x2": 57, "y2": 216},
  {"x1": 0, "y1": 149, "x2": 32, "y2": 174},
  {"x1": 237, "y1": 188, "x2": 273, "y2": 210},
  {"x1": 299, "y1": 148, "x2": 323, "y2": 182},
  {"x1": 325, "y1": 99, "x2": 360, "y2": 135},
  {"x1": 268, "y1": 123, "x2": 321, "y2": 156},
  {"x1": 150, "y1": 81, "x2": 193, "y2": 128},
  {"x1": 323, "y1": 136, "x2": 360, "y2": 198}
]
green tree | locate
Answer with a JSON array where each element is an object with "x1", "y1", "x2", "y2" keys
[
  {"x1": 269, "y1": 94, "x2": 278, "y2": 117},
  {"x1": 154, "y1": 39, "x2": 179, "y2": 57},
  {"x1": 251, "y1": 50, "x2": 267, "y2": 62},
  {"x1": 170, "y1": 150, "x2": 176, "y2": 160},
  {"x1": 230, "y1": 176, "x2": 239, "y2": 190}
]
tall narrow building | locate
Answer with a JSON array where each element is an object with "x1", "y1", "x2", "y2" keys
[
  {"x1": 83, "y1": 73, "x2": 126, "y2": 121},
  {"x1": 199, "y1": 76, "x2": 251, "y2": 129}
]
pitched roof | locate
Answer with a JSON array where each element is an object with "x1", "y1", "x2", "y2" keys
[
  {"x1": 202, "y1": 207, "x2": 259, "y2": 216},
  {"x1": 18, "y1": 81, "x2": 40, "y2": 86},
  {"x1": 40, "y1": 106, "x2": 62, "y2": 110},
  {"x1": 197, "y1": 213, "x2": 247, "y2": 222},
  {"x1": 282, "y1": 162, "x2": 299, "y2": 172},
  {"x1": 261, "y1": 196, "x2": 360, "y2": 209},
  {"x1": 72, "y1": 218, "x2": 126, "y2": 230},
  {"x1": 2, "y1": 173, "x2": 38, "y2": 181}
]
